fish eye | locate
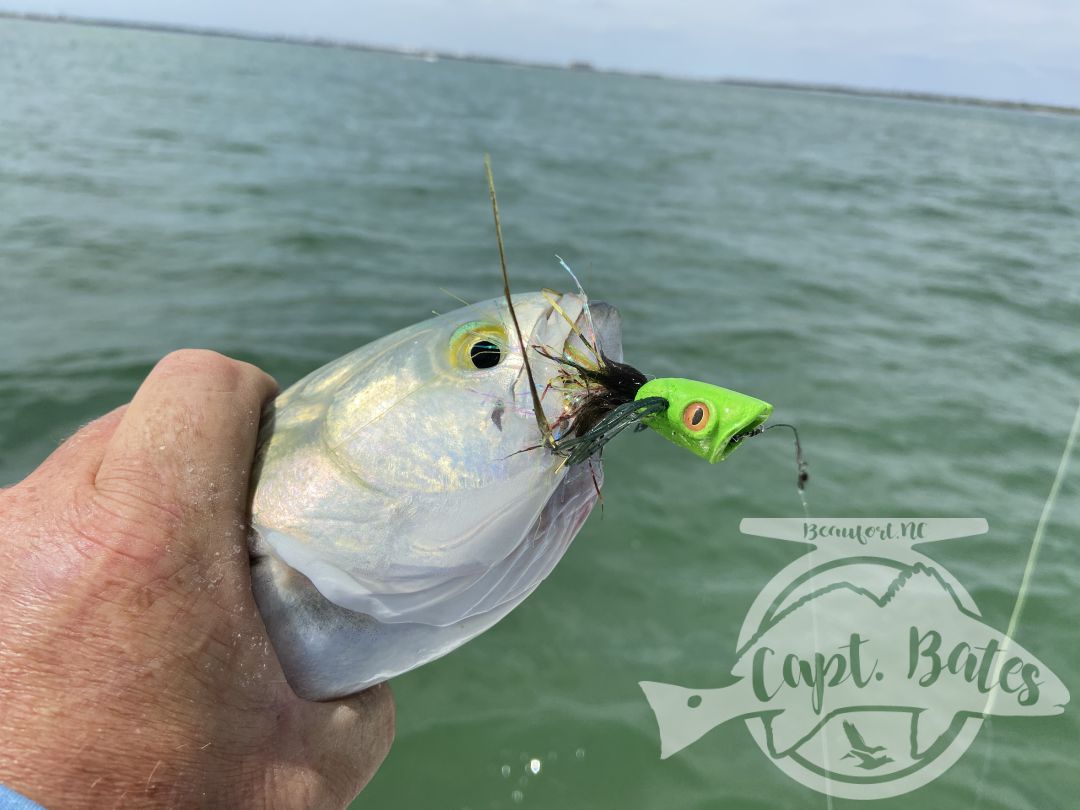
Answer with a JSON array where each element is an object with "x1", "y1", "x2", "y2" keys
[
  {"x1": 449, "y1": 321, "x2": 508, "y2": 371},
  {"x1": 469, "y1": 339, "x2": 502, "y2": 369},
  {"x1": 682, "y1": 401, "x2": 710, "y2": 432}
]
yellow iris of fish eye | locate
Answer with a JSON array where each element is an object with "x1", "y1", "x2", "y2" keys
[{"x1": 448, "y1": 321, "x2": 509, "y2": 371}]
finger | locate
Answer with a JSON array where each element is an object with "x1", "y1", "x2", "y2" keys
[
  {"x1": 23, "y1": 406, "x2": 129, "y2": 487},
  {"x1": 94, "y1": 350, "x2": 277, "y2": 547}
]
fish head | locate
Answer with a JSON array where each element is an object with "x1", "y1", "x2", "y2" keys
[{"x1": 250, "y1": 291, "x2": 621, "y2": 696}]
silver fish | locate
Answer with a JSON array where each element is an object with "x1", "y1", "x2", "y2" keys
[{"x1": 250, "y1": 292, "x2": 619, "y2": 699}]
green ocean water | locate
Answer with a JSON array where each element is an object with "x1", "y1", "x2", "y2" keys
[{"x1": 3, "y1": 16, "x2": 1080, "y2": 810}]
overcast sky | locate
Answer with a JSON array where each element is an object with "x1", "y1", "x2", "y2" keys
[{"x1": 7, "y1": 0, "x2": 1080, "y2": 106}]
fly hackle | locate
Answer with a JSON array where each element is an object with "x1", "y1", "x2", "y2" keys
[{"x1": 556, "y1": 396, "x2": 668, "y2": 466}]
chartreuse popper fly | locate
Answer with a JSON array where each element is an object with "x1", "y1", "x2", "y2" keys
[
  {"x1": 482, "y1": 157, "x2": 804, "y2": 485},
  {"x1": 635, "y1": 378, "x2": 773, "y2": 463}
]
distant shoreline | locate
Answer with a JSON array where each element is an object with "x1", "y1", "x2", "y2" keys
[{"x1": 4, "y1": 10, "x2": 1078, "y2": 117}]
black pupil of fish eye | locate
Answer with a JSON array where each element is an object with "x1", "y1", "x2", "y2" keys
[
  {"x1": 469, "y1": 340, "x2": 502, "y2": 369},
  {"x1": 691, "y1": 407, "x2": 705, "y2": 426}
]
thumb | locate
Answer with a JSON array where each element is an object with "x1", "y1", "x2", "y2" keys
[{"x1": 92, "y1": 349, "x2": 276, "y2": 559}]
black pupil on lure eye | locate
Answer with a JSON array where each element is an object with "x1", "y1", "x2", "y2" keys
[
  {"x1": 691, "y1": 407, "x2": 705, "y2": 426},
  {"x1": 469, "y1": 340, "x2": 502, "y2": 369}
]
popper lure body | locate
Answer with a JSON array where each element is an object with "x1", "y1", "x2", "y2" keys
[{"x1": 634, "y1": 379, "x2": 772, "y2": 463}]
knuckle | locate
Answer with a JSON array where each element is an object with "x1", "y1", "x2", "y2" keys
[
  {"x1": 154, "y1": 349, "x2": 275, "y2": 399},
  {"x1": 155, "y1": 349, "x2": 245, "y2": 393}
]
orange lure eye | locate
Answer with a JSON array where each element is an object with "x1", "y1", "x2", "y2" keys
[{"x1": 682, "y1": 401, "x2": 710, "y2": 432}]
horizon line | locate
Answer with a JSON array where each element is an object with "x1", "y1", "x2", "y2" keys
[{"x1": 3, "y1": 9, "x2": 1079, "y2": 117}]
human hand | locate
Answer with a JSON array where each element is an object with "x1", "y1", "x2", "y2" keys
[{"x1": 0, "y1": 350, "x2": 394, "y2": 809}]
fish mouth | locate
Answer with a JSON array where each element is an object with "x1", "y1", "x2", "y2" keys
[{"x1": 710, "y1": 407, "x2": 773, "y2": 462}]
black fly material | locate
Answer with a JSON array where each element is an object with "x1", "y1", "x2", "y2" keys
[
  {"x1": 537, "y1": 349, "x2": 649, "y2": 438},
  {"x1": 557, "y1": 396, "x2": 668, "y2": 466},
  {"x1": 533, "y1": 346, "x2": 669, "y2": 465}
]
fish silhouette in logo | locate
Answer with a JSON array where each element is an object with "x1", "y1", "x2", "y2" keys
[{"x1": 640, "y1": 563, "x2": 1070, "y2": 760}]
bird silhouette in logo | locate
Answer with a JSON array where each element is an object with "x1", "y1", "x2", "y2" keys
[{"x1": 840, "y1": 721, "x2": 893, "y2": 770}]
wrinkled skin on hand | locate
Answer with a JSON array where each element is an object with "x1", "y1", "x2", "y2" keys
[{"x1": 0, "y1": 350, "x2": 394, "y2": 809}]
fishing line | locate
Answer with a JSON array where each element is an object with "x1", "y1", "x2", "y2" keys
[
  {"x1": 990, "y1": 396, "x2": 1080, "y2": 713},
  {"x1": 986, "y1": 132, "x2": 1077, "y2": 666},
  {"x1": 731, "y1": 423, "x2": 825, "y2": 797},
  {"x1": 736, "y1": 420, "x2": 826, "y2": 800},
  {"x1": 733, "y1": 422, "x2": 810, "y2": 495},
  {"x1": 728, "y1": 418, "x2": 825, "y2": 792},
  {"x1": 970, "y1": 128, "x2": 1074, "y2": 810},
  {"x1": 985, "y1": 125, "x2": 1078, "y2": 684},
  {"x1": 439, "y1": 288, "x2": 473, "y2": 307},
  {"x1": 972, "y1": 396, "x2": 1080, "y2": 810}
]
